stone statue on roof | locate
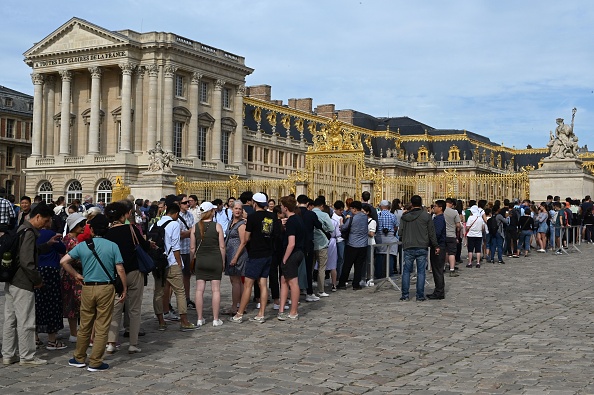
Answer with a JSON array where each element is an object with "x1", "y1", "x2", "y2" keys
[{"x1": 547, "y1": 108, "x2": 579, "y2": 159}]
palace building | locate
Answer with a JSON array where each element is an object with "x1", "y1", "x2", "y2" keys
[
  {"x1": 23, "y1": 18, "x2": 592, "y2": 204},
  {"x1": 0, "y1": 85, "x2": 33, "y2": 198}
]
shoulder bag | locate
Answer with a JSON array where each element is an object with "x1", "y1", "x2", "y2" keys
[
  {"x1": 130, "y1": 225, "x2": 155, "y2": 274},
  {"x1": 85, "y1": 239, "x2": 124, "y2": 295}
]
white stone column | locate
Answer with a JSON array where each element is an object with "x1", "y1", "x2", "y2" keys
[
  {"x1": 134, "y1": 66, "x2": 145, "y2": 154},
  {"x1": 147, "y1": 64, "x2": 159, "y2": 151},
  {"x1": 188, "y1": 72, "x2": 201, "y2": 158},
  {"x1": 58, "y1": 70, "x2": 72, "y2": 156},
  {"x1": 119, "y1": 63, "x2": 135, "y2": 153},
  {"x1": 211, "y1": 79, "x2": 225, "y2": 162},
  {"x1": 31, "y1": 73, "x2": 44, "y2": 157},
  {"x1": 162, "y1": 64, "x2": 177, "y2": 152},
  {"x1": 233, "y1": 84, "x2": 245, "y2": 165},
  {"x1": 45, "y1": 76, "x2": 55, "y2": 157},
  {"x1": 87, "y1": 66, "x2": 102, "y2": 154}
]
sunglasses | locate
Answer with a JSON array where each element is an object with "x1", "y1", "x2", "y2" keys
[{"x1": 180, "y1": 201, "x2": 189, "y2": 205}]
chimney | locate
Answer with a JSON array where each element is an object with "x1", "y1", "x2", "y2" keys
[
  {"x1": 295, "y1": 98, "x2": 313, "y2": 113},
  {"x1": 315, "y1": 104, "x2": 335, "y2": 118},
  {"x1": 246, "y1": 84, "x2": 271, "y2": 102}
]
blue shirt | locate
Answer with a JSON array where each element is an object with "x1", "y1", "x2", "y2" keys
[
  {"x1": 341, "y1": 212, "x2": 368, "y2": 248},
  {"x1": 157, "y1": 215, "x2": 181, "y2": 267},
  {"x1": 377, "y1": 209, "x2": 397, "y2": 234},
  {"x1": 433, "y1": 214, "x2": 446, "y2": 248},
  {"x1": 68, "y1": 237, "x2": 123, "y2": 282}
]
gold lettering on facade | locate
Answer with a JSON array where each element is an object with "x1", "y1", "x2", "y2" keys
[{"x1": 34, "y1": 51, "x2": 128, "y2": 68}]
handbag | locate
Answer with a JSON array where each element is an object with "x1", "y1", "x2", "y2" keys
[
  {"x1": 85, "y1": 239, "x2": 124, "y2": 296},
  {"x1": 130, "y1": 225, "x2": 155, "y2": 274}
]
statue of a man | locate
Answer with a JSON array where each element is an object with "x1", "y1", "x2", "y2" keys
[{"x1": 548, "y1": 108, "x2": 578, "y2": 159}]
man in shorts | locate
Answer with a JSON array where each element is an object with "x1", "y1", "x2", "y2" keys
[
  {"x1": 444, "y1": 198, "x2": 460, "y2": 277},
  {"x1": 229, "y1": 192, "x2": 276, "y2": 324}
]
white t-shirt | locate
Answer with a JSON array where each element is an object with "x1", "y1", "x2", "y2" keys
[
  {"x1": 368, "y1": 218, "x2": 377, "y2": 246},
  {"x1": 466, "y1": 214, "x2": 485, "y2": 237}
]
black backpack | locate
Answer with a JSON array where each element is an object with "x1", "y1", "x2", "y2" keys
[
  {"x1": 0, "y1": 228, "x2": 27, "y2": 283},
  {"x1": 487, "y1": 216, "x2": 498, "y2": 235},
  {"x1": 146, "y1": 220, "x2": 174, "y2": 281},
  {"x1": 509, "y1": 208, "x2": 521, "y2": 228}
]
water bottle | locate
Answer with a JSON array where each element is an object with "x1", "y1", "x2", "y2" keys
[{"x1": 2, "y1": 252, "x2": 12, "y2": 268}]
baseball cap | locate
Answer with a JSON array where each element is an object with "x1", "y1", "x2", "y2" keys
[
  {"x1": 252, "y1": 193, "x2": 267, "y2": 204},
  {"x1": 200, "y1": 201, "x2": 215, "y2": 212},
  {"x1": 66, "y1": 213, "x2": 86, "y2": 231},
  {"x1": 380, "y1": 200, "x2": 390, "y2": 207}
]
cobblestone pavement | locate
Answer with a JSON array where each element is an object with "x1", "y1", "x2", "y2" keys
[{"x1": 1, "y1": 245, "x2": 594, "y2": 394}]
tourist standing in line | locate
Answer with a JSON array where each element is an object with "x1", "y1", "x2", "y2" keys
[{"x1": 427, "y1": 200, "x2": 446, "y2": 300}]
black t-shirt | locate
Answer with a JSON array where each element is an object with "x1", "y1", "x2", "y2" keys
[
  {"x1": 581, "y1": 202, "x2": 593, "y2": 218},
  {"x1": 245, "y1": 210, "x2": 275, "y2": 258},
  {"x1": 283, "y1": 214, "x2": 305, "y2": 253},
  {"x1": 295, "y1": 206, "x2": 321, "y2": 244}
]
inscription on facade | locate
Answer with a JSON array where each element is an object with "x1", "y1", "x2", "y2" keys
[{"x1": 34, "y1": 51, "x2": 127, "y2": 68}]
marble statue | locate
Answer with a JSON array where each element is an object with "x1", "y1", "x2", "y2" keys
[
  {"x1": 547, "y1": 108, "x2": 579, "y2": 159},
  {"x1": 147, "y1": 141, "x2": 176, "y2": 173}
]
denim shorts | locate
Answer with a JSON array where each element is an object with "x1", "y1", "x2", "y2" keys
[{"x1": 244, "y1": 256, "x2": 272, "y2": 280}]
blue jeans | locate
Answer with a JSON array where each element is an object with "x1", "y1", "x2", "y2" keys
[
  {"x1": 519, "y1": 230, "x2": 532, "y2": 252},
  {"x1": 374, "y1": 254, "x2": 395, "y2": 278},
  {"x1": 335, "y1": 240, "x2": 345, "y2": 279},
  {"x1": 489, "y1": 233, "x2": 504, "y2": 262},
  {"x1": 402, "y1": 248, "x2": 428, "y2": 300}
]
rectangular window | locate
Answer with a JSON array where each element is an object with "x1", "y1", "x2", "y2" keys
[
  {"x1": 200, "y1": 81, "x2": 209, "y2": 103},
  {"x1": 175, "y1": 75, "x2": 185, "y2": 98},
  {"x1": 6, "y1": 146, "x2": 14, "y2": 167},
  {"x1": 293, "y1": 154, "x2": 299, "y2": 168},
  {"x1": 116, "y1": 121, "x2": 122, "y2": 153},
  {"x1": 198, "y1": 126, "x2": 207, "y2": 161},
  {"x1": 222, "y1": 88, "x2": 231, "y2": 109},
  {"x1": 4, "y1": 98, "x2": 13, "y2": 107},
  {"x1": 174, "y1": 122, "x2": 183, "y2": 158},
  {"x1": 28, "y1": 102, "x2": 33, "y2": 111},
  {"x1": 6, "y1": 119, "x2": 14, "y2": 138},
  {"x1": 247, "y1": 145, "x2": 254, "y2": 162},
  {"x1": 97, "y1": 191, "x2": 112, "y2": 204},
  {"x1": 279, "y1": 151, "x2": 284, "y2": 166},
  {"x1": 221, "y1": 130, "x2": 230, "y2": 164},
  {"x1": 5, "y1": 180, "x2": 13, "y2": 195},
  {"x1": 263, "y1": 148, "x2": 269, "y2": 164}
]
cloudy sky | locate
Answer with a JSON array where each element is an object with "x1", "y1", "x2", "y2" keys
[{"x1": 2, "y1": 0, "x2": 593, "y2": 150}]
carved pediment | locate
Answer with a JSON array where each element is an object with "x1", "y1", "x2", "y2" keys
[{"x1": 24, "y1": 17, "x2": 130, "y2": 58}]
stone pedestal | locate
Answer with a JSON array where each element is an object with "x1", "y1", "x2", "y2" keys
[
  {"x1": 130, "y1": 172, "x2": 178, "y2": 202},
  {"x1": 295, "y1": 182, "x2": 308, "y2": 197},
  {"x1": 529, "y1": 158, "x2": 594, "y2": 202}
]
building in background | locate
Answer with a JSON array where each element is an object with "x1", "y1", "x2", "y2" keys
[{"x1": 0, "y1": 85, "x2": 33, "y2": 198}]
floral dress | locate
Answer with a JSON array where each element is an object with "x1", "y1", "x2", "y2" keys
[{"x1": 62, "y1": 234, "x2": 82, "y2": 319}]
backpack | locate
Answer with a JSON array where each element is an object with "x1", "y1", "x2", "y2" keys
[
  {"x1": 509, "y1": 208, "x2": 521, "y2": 228},
  {"x1": 0, "y1": 228, "x2": 27, "y2": 283},
  {"x1": 146, "y1": 220, "x2": 174, "y2": 281},
  {"x1": 487, "y1": 216, "x2": 498, "y2": 235}
]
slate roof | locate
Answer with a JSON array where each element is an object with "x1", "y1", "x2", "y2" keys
[{"x1": 0, "y1": 86, "x2": 33, "y2": 117}]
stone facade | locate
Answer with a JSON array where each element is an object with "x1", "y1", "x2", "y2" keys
[
  {"x1": 23, "y1": 17, "x2": 253, "y2": 202},
  {"x1": 0, "y1": 86, "x2": 33, "y2": 198}
]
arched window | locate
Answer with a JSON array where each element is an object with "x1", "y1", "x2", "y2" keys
[
  {"x1": 67, "y1": 180, "x2": 83, "y2": 204},
  {"x1": 417, "y1": 145, "x2": 429, "y2": 162},
  {"x1": 96, "y1": 179, "x2": 112, "y2": 204},
  {"x1": 38, "y1": 181, "x2": 53, "y2": 203}
]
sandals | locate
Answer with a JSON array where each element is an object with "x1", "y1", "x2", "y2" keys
[
  {"x1": 46, "y1": 340, "x2": 67, "y2": 350},
  {"x1": 35, "y1": 339, "x2": 44, "y2": 349}
]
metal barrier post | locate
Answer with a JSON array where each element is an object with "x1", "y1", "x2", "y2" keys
[{"x1": 374, "y1": 242, "x2": 401, "y2": 292}]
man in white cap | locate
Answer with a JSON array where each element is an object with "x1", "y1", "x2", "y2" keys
[{"x1": 229, "y1": 192, "x2": 276, "y2": 324}]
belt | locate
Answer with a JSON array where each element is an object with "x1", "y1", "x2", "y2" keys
[{"x1": 83, "y1": 281, "x2": 113, "y2": 286}]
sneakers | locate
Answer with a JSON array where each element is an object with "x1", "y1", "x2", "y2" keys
[
  {"x1": 128, "y1": 345, "x2": 142, "y2": 354},
  {"x1": 212, "y1": 319, "x2": 224, "y2": 327},
  {"x1": 305, "y1": 294, "x2": 320, "y2": 302},
  {"x1": 449, "y1": 271, "x2": 459, "y2": 277},
  {"x1": 399, "y1": 296, "x2": 410, "y2": 301},
  {"x1": 498, "y1": 260, "x2": 505, "y2": 264},
  {"x1": 87, "y1": 362, "x2": 109, "y2": 372},
  {"x1": 186, "y1": 299, "x2": 196, "y2": 308},
  {"x1": 197, "y1": 318, "x2": 206, "y2": 327},
  {"x1": 68, "y1": 335, "x2": 77, "y2": 343},
  {"x1": 163, "y1": 311, "x2": 180, "y2": 321},
  {"x1": 273, "y1": 303, "x2": 289, "y2": 310},
  {"x1": 288, "y1": 313, "x2": 299, "y2": 320},
  {"x1": 46, "y1": 341, "x2": 67, "y2": 350},
  {"x1": 68, "y1": 358, "x2": 86, "y2": 368},
  {"x1": 105, "y1": 344, "x2": 118, "y2": 354},
  {"x1": 158, "y1": 323, "x2": 167, "y2": 331},
  {"x1": 3, "y1": 356, "x2": 19, "y2": 365},
  {"x1": 331, "y1": 285, "x2": 337, "y2": 292},
  {"x1": 180, "y1": 323, "x2": 198, "y2": 331},
  {"x1": 19, "y1": 357, "x2": 47, "y2": 366},
  {"x1": 537, "y1": 249, "x2": 546, "y2": 253},
  {"x1": 277, "y1": 312, "x2": 289, "y2": 321},
  {"x1": 256, "y1": 302, "x2": 261, "y2": 309},
  {"x1": 251, "y1": 315, "x2": 266, "y2": 324},
  {"x1": 228, "y1": 315, "x2": 243, "y2": 324},
  {"x1": 318, "y1": 292, "x2": 330, "y2": 297}
]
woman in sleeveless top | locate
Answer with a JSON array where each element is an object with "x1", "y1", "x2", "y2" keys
[
  {"x1": 224, "y1": 201, "x2": 248, "y2": 315},
  {"x1": 191, "y1": 202, "x2": 225, "y2": 327}
]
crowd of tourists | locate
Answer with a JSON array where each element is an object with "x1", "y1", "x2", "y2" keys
[{"x1": 0, "y1": 185, "x2": 592, "y2": 371}]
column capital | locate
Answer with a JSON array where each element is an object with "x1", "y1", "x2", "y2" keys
[
  {"x1": 164, "y1": 64, "x2": 178, "y2": 78},
  {"x1": 119, "y1": 62, "x2": 137, "y2": 75},
  {"x1": 191, "y1": 71, "x2": 202, "y2": 84},
  {"x1": 236, "y1": 84, "x2": 246, "y2": 96},
  {"x1": 31, "y1": 73, "x2": 44, "y2": 85},
  {"x1": 147, "y1": 63, "x2": 159, "y2": 77},
  {"x1": 45, "y1": 75, "x2": 55, "y2": 87},
  {"x1": 215, "y1": 79, "x2": 226, "y2": 90},
  {"x1": 88, "y1": 66, "x2": 103, "y2": 78},
  {"x1": 59, "y1": 70, "x2": 72, "y2": 81},
  {"x1": 136, "y1": 66, "x2": 146, "y2": 78}
]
